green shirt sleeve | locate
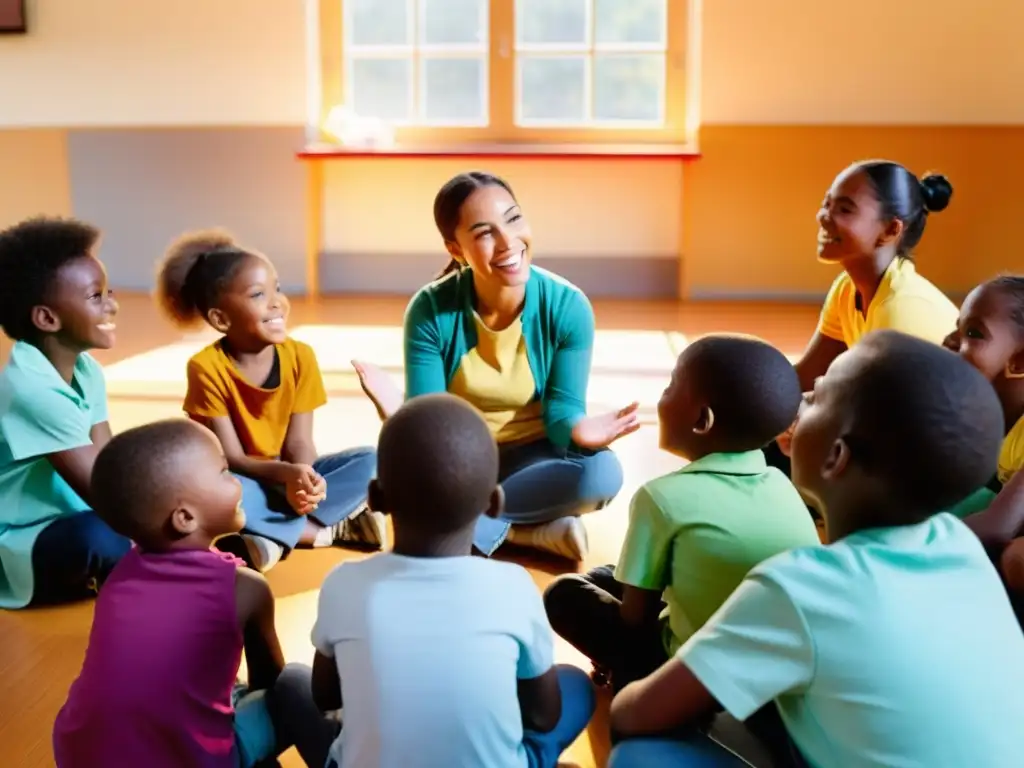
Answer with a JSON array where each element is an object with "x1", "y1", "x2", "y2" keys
[
  {"x1": 542, "y1": 290, "x2": 594, "y2": 448},
  {"x1": 403, "y1": 290, "x2": 448, "y2": 399},
  {"x1": 614, "y1": 486, "x2": 674, "y2": 591},
  {"x1": 947, "y1": 486, "x2": 998, "y2": 519}
]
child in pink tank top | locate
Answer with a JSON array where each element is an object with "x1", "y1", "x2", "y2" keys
[{"x1": 53, "y1": 419, "x2": 289, "y2": 768}]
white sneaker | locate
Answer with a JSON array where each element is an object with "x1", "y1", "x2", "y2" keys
[
  {"x1": 333, "y1": 506, "x2": 387, "y2": 550},
  {"x1": 241, "y1": 534, "x2": 284, "y2": 573},
  {"x1": 507, "y1": 517, "x2": 589, "y2": 561}
]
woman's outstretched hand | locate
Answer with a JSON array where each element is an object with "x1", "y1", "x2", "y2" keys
[
  {"x1": 571, "y1": 401, "x2": 641, "y2": 450},
  {"x1": 351, "y1": 360, "x2": 403, "y2": 421}
]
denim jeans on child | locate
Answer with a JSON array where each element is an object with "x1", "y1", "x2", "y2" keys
[
  {"x1": 234, "y1": 448, "x2": 376, "y2": 551},
  {"x1": 472, "y1": 439, "x2": 624, "y2": 555},
  {"x1": 30, "y1": 511, "x2": 131, "y2": 605}
]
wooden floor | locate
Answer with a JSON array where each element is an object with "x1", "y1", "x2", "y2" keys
[{"x1": 0, "y1": 295, "x2": 819, "y2": 768}]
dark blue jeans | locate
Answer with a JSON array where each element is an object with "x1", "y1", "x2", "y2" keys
[
  {"x1": 234, "y1": 448, "x2": 377, "y2": 550},
  {"x1": 30, "y1": 511, "x2": 131, "y2": 605},
  {"x1": 473, "y1": 439, "x2": 624, "y2": 555},
  {"x1": 610, "y1": 707, "x2": 807, "y2": 768}
]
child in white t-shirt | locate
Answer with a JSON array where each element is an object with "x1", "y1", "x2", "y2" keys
[{"x1": 270, "y1": 394, "x2": 596, "y2": 768}]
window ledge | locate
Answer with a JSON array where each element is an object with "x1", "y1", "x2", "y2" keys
[{"x1": 296, "y1": 141, "x2": 701, "y2": 161}]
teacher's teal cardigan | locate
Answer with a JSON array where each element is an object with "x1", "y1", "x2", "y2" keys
[{"x1": 403, "y1": 265, "x2": 594, "y2": 450}]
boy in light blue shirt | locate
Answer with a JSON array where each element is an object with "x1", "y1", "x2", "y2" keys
[
  {"x1": 269, "y1": 394, "x2": 596, "y2": 768},
  {"x1": 608, "y1": 331, "x2": 1024, "y2": 768},
  {"x1": 0, "y1": 217, "x2": 130, "y2": 608}
]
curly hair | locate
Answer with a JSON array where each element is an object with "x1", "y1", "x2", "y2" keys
[
  {"x1": 154, "y1": 229, "x2": 257, "y2": 329},
  {"x1": 0, "y1": 216, "x2": 100, "y2": 341}
]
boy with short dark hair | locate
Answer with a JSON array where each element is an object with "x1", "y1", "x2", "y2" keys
[
  {"x1": 544, "y1": 335, "x2": 820, "y2": 691},
  {"x1": 610, "y1": 331, "x2": 1024, "y2": 767},
  {"x1": 0, "y1": 216, "x2": 130, "y2": 608},
  {"x1": 271, "y1": 393, "x2": 595, "y2": 768}
]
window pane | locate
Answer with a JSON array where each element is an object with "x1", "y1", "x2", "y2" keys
[
  {"x1": 593, "y1": 54, "x2": 663, "y2": 122},
  {"x1": 518, "y1": 56, "x2": 586, "y2": 122},
  {"x1": 349, "y1": 0, "x2": 410, "y2": 46},
  {"x1": 421, "y1": 0, "x2": 486, "y2": 45},
  {"x1": 594, "y1": 0, "x2": 666, "y2": 45},
  {"x1": 516, "y1": 0, "x2": 587, "y2": 45},
  {"x1": 350, "y1": 58, "x2": 412, "y2": 121},
  {"x1": 422, "y1": 57, "x2": 485, "y2": 122}
]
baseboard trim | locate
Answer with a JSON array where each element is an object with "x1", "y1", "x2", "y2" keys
[
  {"x1": 688, "y1": 289, "x2": 826, "y2": 303},
  {"x1": 318, "y1": 252, "x2": 680, "y2": 299}
]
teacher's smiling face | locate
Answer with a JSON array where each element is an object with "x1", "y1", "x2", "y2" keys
[{"x1": 447, "y1": 185, "x2": 533, "y2": 288}]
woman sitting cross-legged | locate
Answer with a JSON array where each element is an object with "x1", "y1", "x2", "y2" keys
[{"x1": 353, "y1": 171, "x2": 638, "y2": 560}]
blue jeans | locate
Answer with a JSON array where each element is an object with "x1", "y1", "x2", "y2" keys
[
  {"x1": 235, "y1": 448, "x2": 376, "y2": 550},
  {"x1": 473, "y1": 439, "x2": 624, "y2": 555},
  {"x1": 608, "y1": 736, "x2": 748, "y2": 767},
  {"x1": 610, "y1": 708, "x2": 807, "y2": 768},
  {"x1": 233, "y1": 686, "x2": 278, "y2": 767},
  {"x1": 523, "y1": 665, "x2": 596, "y2": 768},
  {"x1": 30, "y1": 511, "x2": 132, "y2": 605},
  {"x1": 272, "y1": 663, "x2": 595, "y2": 768}
]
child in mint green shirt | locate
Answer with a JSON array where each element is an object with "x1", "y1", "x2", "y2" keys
[
  {"x1": 0, "y1": 217, "x2": 130, "y2": 608},
  {"x1": 610, "y1": 331, "x2": 1024, "y2": 768},
  {"x1": 544, "y1": 335, "x2": 819, "y2": 692}
]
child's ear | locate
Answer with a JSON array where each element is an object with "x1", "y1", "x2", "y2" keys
[
  {"x1": 30, "y1": 305, "x2": 61, "y2": 334},
  {"x1": 1006, "y1": 349, "x2": 1024, "y2": 380},
  {"x1": 367, "y1": 479, "x2": 387, "y2": 515},
  {"x1": 443, "y1": 240, "x2": 465, "y2": 266},
  {"x1": 483, "y1": 486, "x2": 505, "y2": 519},
  {"x1": 170, "y1": 505, "x2": 198, "y2": 537},
  {"x1": 693, "y1": 405, "x2": 715, "y2": 435},
  {"x1": 206, "y1": 308, "x2": 230, "y2": 334},
  {"x1": 821, "y1": 438, "x2": 851, "y2": 481},
  {"x1": 877, "y1": 217, "x2": 904, "y2": 248}
]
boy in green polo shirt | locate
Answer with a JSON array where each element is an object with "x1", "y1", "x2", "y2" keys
[
  {"x1": 544, "y1": 335, "x2": 819, "y2": 691},
  {"x1": 0, "y1": 216, "x2": 130, "y2": 609}
]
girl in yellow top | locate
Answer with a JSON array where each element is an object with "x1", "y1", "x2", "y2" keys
[
  {"x1": 771, "y1": 160, "x2": 959, "y2": 475},
  {"x1": 155, "y1": 231, "x2": 378, "y2": 572},
  {"x1": 945, "y1": 276, "x2": 1024, "y2": 625}
]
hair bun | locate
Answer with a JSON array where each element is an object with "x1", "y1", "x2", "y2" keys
[{"x1": 920, "y1": 173, "x2": 953, "y2": 213}]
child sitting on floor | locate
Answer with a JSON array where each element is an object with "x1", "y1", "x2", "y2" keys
[
  {"x1": 53, "y1": 419, "x2": 289, "y2": 768},
  {"x1": 0, "y1": 216, "x2": 131, "y2": 609},
  {"x1": 270, "y1": 394, "x2": 596, "y2": 768},
  {"x1": 155, "y1": 229, "x2": 379, "y2": 572},
  {"x1": 609, "y1": 331, "x2": 1024, "y2": 768},
  {"x1": 943, "y1": 275, "x2": 1024, "y2": 623},
  {"x1": 543, "y1": 335, "x2": 820, "y2": 692}
]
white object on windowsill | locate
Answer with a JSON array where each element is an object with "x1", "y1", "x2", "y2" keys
[{"x1": 322, "y1": 106, "x2": 396, "y2": 149}]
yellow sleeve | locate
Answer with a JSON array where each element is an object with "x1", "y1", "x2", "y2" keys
[
  {"x1": 872, "y1": 296, "x2": 958, "y2": 347},
  {"x1": 998, "y1": 418, "x2": 1024, "y2": 485},
  {"x1": 183, "y1": 355, "x2": 230, "y2": 419},
  {"x1": 815, "y1": 274, "x2": 847, "y2": 342},
  {"x1": 291, "y1": 341, "x2": 328, "y2": 414}
]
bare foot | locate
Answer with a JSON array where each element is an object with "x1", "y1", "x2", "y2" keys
[{"x1": 351, "y1": 359, "x2": 403, "y2": 421}]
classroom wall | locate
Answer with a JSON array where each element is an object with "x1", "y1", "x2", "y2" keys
[{"x1": 1, "y1": 0, "x2": 1022, "y2": 298}]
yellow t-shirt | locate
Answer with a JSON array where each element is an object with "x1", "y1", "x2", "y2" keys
[
  {"x1": 183, "y1": 337, "x2": 327, "y2": 459},
  {"x1": 817, "y1": 258, "x2": 958, "y2": 348},
  {"x1": 999, "y1": 415, "x2": 1024, "y2": 485},
  {"x1": 448, "y1": 313, "x2": 546, "y2": 445}
]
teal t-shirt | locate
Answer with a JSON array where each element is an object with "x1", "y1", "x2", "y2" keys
[
  {"x1": 615, "y1": 451, "x2": 819, "y2": 653},
  {"x1": 0, "y1": 342, "x2": 108, "y2": 608},
  {"x1": 678, "y1": 513, "x2": 1024, "y2": 767}
]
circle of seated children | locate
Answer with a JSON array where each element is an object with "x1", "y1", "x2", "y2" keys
[
  {"x1": 351, "y1": 171, "x2": 640, "y2": 561},
  {"x1": 4, "y1": 160, "x2": 1024, "y2": 768}
]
